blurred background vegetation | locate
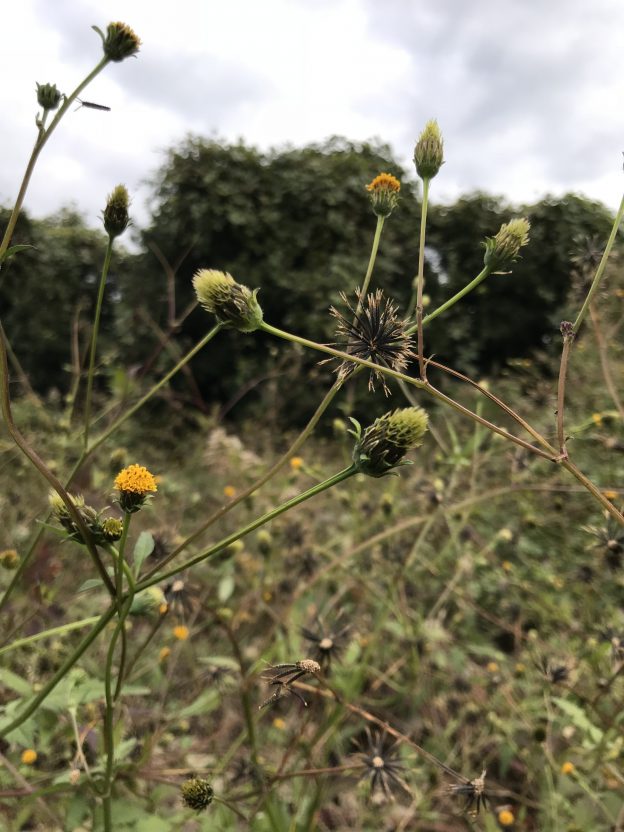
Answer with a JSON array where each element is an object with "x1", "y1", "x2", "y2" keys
[{"x1": 1, "y1": 137, "x2": 617, "y2": 428}]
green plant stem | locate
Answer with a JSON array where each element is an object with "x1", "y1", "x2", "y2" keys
[
  {"x1": 83, "y1": 237, "x2": 114, "y2": 450},
  {"x1": 260, "y1": 321, "x2": 624, "y2": 524},
  {"x1": 102, "y1": 595, "x2": 133, "y2": 830},
  {"x1": 0, "y1": 324, "x2": 115, "y2": 596},
  {"x1": 556, "y1": 334, "x2": 573, "y2": 457},
  {"x1": 259, "y1": 321, "x2": 553, "y2": 459},
  {"x1": 0, "y1": 58, "x2": 110, "y2": 265},
  {"x1": 410, "y1": 177, "x2": 430, "y2": 378},
  {"x1": 0, "y1": 325, "x2": 222, "y2": 616},
  {"x1": 407, "y1": 265, "x2": 492, "y2": 334},
  {"x1": 359, "y1": 215, "x2": 385, "y2": 303},
  {"x1": 0, "y1": 616, "x2": 101, "y2": 658},
  {"x1": 140, "y1": 375, "x2": 345, "y2": 584},
  {"x1": 137, "y1": 465, "x2": 357, "y2": 591},
  {"x1": 573, "y1": 191, "x2": 624, "y2": 334},
  {"x1": 113, "y1": 514, "x2": 134, "y2": 701},
  {"x1": 0, "y1": 605, "x2": 117, "y2": 738}
]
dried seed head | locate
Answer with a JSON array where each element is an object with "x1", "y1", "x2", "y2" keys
[
  {"x1": 330, "y1": 289, "x2": 415, "y2": 394},
  {"x1": 193, "y1": 269, "x2": 263, "y2": 333},
  {"x1": 483, "y1": 218, "x2": 530, "y2": 272},
  {"x1": 94, "y1": 22, "x2": 141, "y2": 62},
  {"x1": 365, "y1": 172, "x2": 401, "y2": 218},
  {"x1": 180, "y1": 777, "x2": 214, "y2": 812},
  {"x1": 103, "y1": 184, "x2": 130, "y2": 239},
  {"x1": 298, "y1": 659, "x2": 321, "y2": 674},
  {"x1": 353, "y1": 407, "x2": 429, "y2": 477},
  {"x1": 36, "y1": 83, "x2": 62, "y2": 111},
  {"x1": 414, "y1": 120, "x2": 444, "y2": 180}
]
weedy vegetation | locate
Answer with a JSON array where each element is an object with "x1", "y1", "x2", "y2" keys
[{"x1": 1, "y1": 21, "x2": 624, "y2": 832}]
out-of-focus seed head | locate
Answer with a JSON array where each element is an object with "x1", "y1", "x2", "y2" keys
[
  {"x1": 483, "y1": 218, "x2": 530, "y2": 272},
  {"x1": 193, "y1": 269, "x2": 263, "y2": 333},
  {"x1": 414, "y1": 120, "x2": 444, "y2": 180},
  {"x1": 181, "y1": 777, "x2": 214, "y2": 812},
  {"x1": 0, "y1": 549, "x2": 20, "y2": 570},
  {"x1": 352, "y1": 407, "x2": 429, "y2": 477}
]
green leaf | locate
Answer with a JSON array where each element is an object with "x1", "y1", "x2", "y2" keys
[
  {"x1": 133, "y1": 531, "x2": 155, "y2": 577},
  {"x1": 178, "y1": 689, "x2": 220, "y2": 718},
  {"x1": 135, "y1": 817, "x2": 172, "y2": 832},
  {"x1": 0, "y1": 669, "x2": 32, "y2": 696},
  {"x1": 77, "y1": 577, "x2": 105, "y2": 593},
  {"x1": 553, "y1": 697, "x2": 604, "y2": 744},
  {"x1": 0, "y1": 244, "x2": 35, "y2": 264}
]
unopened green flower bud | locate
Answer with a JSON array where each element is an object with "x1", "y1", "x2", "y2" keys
[
  {"x1": 365, "y1": 173, "x2": 401, "y2": 218},
  {"x1": 193, "y1": 269, "x2": 263, "y2": 333},
  {"x1": 352, "y1": 407, "x2": 429, "y2": 477},
  {"x1": 483, "y1": 218, "x2": 530, "y2": 272},
  {"x1": 101, "y1": 517, "x2": 123, "y2": 542},
  {"x1": 181, "y1": 777, "x2": 214, "y2": 812},
  {"x1": 49, "y1": 492, "x2": 102, "y2": 544},
  {"x1": 256, "y1": 529, "x2": 273, "y2": 557},
  {"x1": 103, "y1": 185, "x2": 130, "y2": 239},
  {"x1": 93, "y1": 22, "x2": 141, "y2": 62},
  {"x1": 36, "y1": 83, "x2": 62, "y2": 112},
  {"x1": 0, "y1": 549, "x2": 20, "y2": 570},
  {"x1": 414, "y1": 120, "x2": 444, "y2": 180},
  {"x1": 130, "y1": 586, "x2": 166, "y2": 617}
]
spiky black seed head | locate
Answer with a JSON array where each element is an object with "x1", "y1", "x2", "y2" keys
[
  {"x1": 181, "y1": 777, "x2": 214, "y2": 812},
  {"x1": 193, "y1": 269, "x2": 263, "y2": 333},
  {"x1": 330, "y1": 289, "x2": 415, "y2": 394}
]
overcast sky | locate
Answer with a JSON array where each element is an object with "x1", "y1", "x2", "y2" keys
[{"x1": 1, "y1": 0, "x2": 623, "y2": 235}]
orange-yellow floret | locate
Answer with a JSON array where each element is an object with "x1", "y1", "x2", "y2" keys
[
  {"x1": 21, "y1": 749, "x2": 37, "y2": 765},
  {"x1": 173, "y1": 625, "x2": 190, "y2": 641},
  {"x1": 561, "y1": 761, "x2": 575, "y2": 775},
  {"x1": 498, "y1": 809, "x2": 515, "y2": 826},
  {"x1": 114, "y1": 464, "x2": 158, "y2": 495},
  {"x1": 366, "y1": 172, "x2": 400, "y2": 193}
]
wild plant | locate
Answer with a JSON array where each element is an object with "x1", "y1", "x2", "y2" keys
[{"x1": 1, "y1": 21, "x2": 623, "y2": 832}]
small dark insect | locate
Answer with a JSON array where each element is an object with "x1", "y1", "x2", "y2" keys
[
  {"x1": 259, "y1": 659, "x2": 321, "y2": 709},
  {"x1": 448, "y1": 769, "x2": 488, "y2": 815},
  {"x1": 75, "y1": 97, "x2": 111, "y2": 112}
]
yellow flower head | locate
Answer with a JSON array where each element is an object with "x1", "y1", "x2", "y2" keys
[
  {"x1": 486, "y1": 661, "x2": 499, "y2": 673},
  {"x1": 273, "y1": 717, "x2": 286, "y2": 730},
  {"x1": 290, "y1": 456, "x2": 303, "y2": 471},
  {"x1": 366, "y1": 173, "x2": 401, "y2": 218},
  {"x1": 561, "y1": 761, "x2": 575, "y2": 775},
  {"x1": 114, "y1": 464, "x2": 158, "y2": 494},
  {"x1": 114, "y1": 464, "x2": 157, "y2": 513},
  {"x1": 223, "y1": 485, "x2": 236, "y2": 499},
  {"x1": 21, "y1": 749, "x2": 37, "y2": 765},
  {"x1": 159, "y1": 646, "x2": 171, "y2": 662},
  {"x1": 0, "y1": 548, "x2": 20, "y2": 570},
  {"x1": 498, "y1": 809, "x2": 515, "y2": 826},
  {"x1": 173, "y1": 625, "x2": 190, "y2": 641}
]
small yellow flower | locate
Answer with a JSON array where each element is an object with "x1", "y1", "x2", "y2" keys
[
  {"x1": 486, "y1": 661, "x2": 499, "y2": 673},
  {"x1": 272, "y1": 717, "x2": 286, "y2": 730},
  {"x1": 159, "y1": 646, "x2": 171, "y2": 661},
  {"x1": 591, "y1": 413, "x2": 603, "y2": 426},
  {"x1": 561, "y1": 761, "x2": 575, "y2": 775},
  {"x1": 159, "y1": 602, "x2": 169, "y2": 615},
  {"x1": 498, "y1": 809, "x2": 515, "y2": 826},
  {"x1": 173, "y1": 625, "x2": 190, "y2": 641},
  {"x1": 498, "y1": 528, "x2": 513, "y2": 542},
  {"x1": 290, "y1": 456, "x2": 303, "y2": 471},
  {"x1": 365, "y1": 172, "x2": 401, "y2": 217},
  {"x1": 223, "y1": 485, "x2": 236, "y2": 499},
  {"x1": 262, "y1": 590, "x2": 273, "y2": 603},
  {"x1": 514, "y1": 662, "x2": 526, "y2": 675},
  {"x1": 21, "y1": 749, "x2": 37, "y2": 765},
  {"x1": 114, "y1": 464, "x2": 158, "y2": 494},
  {"x1": 0, "y1": 548, "x2": 20, "y2": 570},
  {"x1": 602, "y1": 490, "x2": 618, "y2": 500},
  {"x1": 502, "y1": 560, "x2": 513, "y2": 571}
]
